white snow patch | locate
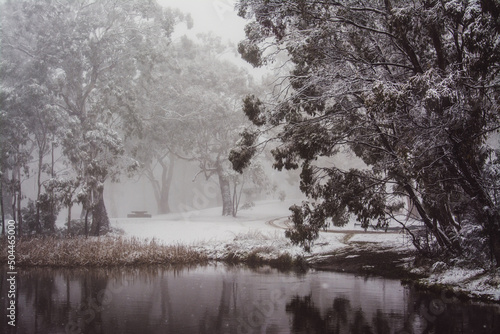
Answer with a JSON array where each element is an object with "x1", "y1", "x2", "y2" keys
[
  {"x1": 345, "y1": 254, "x2": 360, "y2": 259},
  {"x1": 112, "y1": 200, "x2": 294, "y2": 244},
  {"x1": 421, "y1": 267, "x2": 500, "y2": 301}
]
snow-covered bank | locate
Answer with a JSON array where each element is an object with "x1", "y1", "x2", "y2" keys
[
  {"x1": 412, "y1": 264, "x2": 500, "y2": 302},
  {"x1": 112, "y1": 200, "x2": 500, "y2": 302},
  {"x1": 111, "y1": 199, "x2": 412, "y2": 262}
]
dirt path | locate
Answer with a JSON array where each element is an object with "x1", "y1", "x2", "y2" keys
[{"x1": 266, "y1": 217, "x2": 400, "y2": 234}]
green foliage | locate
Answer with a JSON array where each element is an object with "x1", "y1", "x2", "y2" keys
[
  {"x1": 64, "y1": 219, "x2": 87, "y2": 236},
  {"x1": 285, "y1": 205, "x2": 320, "y2": 252},
  {"x1": 143, "y1": 34, "x2": 262, "y2": 216},
  {"x1": 238, "y1": 40, "x2": 263, "y2": 67},
  {"x1": 21, "y1": 201, "x2": 37, "y2": 235},
  {"x1": 21, "y1": 194, "x2": 60, "y2": 235},
  {"x1": 236, "y1": 0, "x2": 500, "y2": 265},
  {"x1": 242, "y1": 95, "x2": 266, "y2": 126},
  {"x1": 229, "y1": 129, "x2": 258, "y2": 173}
]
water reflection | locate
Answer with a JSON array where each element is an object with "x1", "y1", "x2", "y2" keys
[
  {"x1": 285, "y1": 287, "x2": 500, "y2": 334},
  {"x1": 286, "y1": 295, "x2": 398, "y2": 333},
  {"x1": 1, "y1": 265, "x2": 499, "y2": 334}
]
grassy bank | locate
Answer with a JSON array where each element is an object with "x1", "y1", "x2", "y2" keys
[
  {"x1": 0, "y1": 233, "x2": 309, "y2": 270},
  {"x1": 0, "y1": 236, "x2": 208, "y2": 267}
]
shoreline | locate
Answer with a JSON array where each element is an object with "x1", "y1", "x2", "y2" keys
[{"x1": 1, "y1": 234, "x2": 499, "y2": 304}]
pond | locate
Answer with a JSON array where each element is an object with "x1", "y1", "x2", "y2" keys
[{"x1": 1, "y1": 264, "x2": 499, "y2": 334}]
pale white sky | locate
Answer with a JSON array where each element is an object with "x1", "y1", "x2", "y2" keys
[
  {"x1": 158, "y1": 0, "x2": 270, "y2": 80},
  {"x1": 158, "y1": 0, "x2": 247, "y2": 43}
]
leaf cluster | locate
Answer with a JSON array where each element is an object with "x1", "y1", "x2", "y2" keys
[{"x1": 235, "y1": 0, "x2": 500, "y2": 263}]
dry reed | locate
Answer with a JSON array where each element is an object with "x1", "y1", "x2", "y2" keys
[{"x1": 0, "y1": 236, "x2": 208, "y2": 267}]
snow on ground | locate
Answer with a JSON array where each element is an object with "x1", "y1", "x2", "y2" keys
[
  {"x1": 111, "y1": 200, "x2": 296, "y2": 244},
  {"x1": 111, "y1": 199, "x2": 411, "y2": 259},
  {"x1": 418, "y1": 264, "x2": 500, "y2": 301}
]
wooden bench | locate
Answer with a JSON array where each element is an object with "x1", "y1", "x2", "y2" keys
[{"x1": 127, "y1": 211, "x2": 152, "y2": 218}]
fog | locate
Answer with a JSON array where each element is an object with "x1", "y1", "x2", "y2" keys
[
  {"x1": 159, "y1": 0, "x2": 246, "y2": 42},
  {"x1": 103, "y1": 159, "x2": 303, "y2": 219},
  {"x1": 0, "y1": 0, "x2": 305, "y2": 226}
]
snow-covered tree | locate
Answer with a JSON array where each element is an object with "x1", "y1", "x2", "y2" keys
[
  {"x1": 123, "y1": 36, "x2": 191, "y2": 215},
  {"x1": 0, "y1": 88, "x2": 32, "y2": 235},
  {"x1": 0, "y1": 32, "x2": 45, "y2": 234},
  {"x1": 232, "y1": 0, "x2": 500, "y2": 266},
  {"x1": 1, "y1": 0, "x2": 187, "y2": 235},
  {"x1": 154, "y1": 35, "x2": 260, "y2": 216}
]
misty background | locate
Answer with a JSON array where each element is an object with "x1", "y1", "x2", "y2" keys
[{"x1": 0, "y1": 0, "x2": 305, "y2": 227}]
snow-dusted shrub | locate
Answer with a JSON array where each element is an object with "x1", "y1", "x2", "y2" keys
[
  {"x1": 21, "y1": 195, "x2": 60, "y2": 234},
  {"x1": 457, "y1": 222, "x2": 491, "y2": 268}
]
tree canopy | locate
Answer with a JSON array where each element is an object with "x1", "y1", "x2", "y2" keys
[
  {"x1": 1, "y1": 0, "x2": 187, "y2": 235},
  {"x1": 231, "y1": 0, "x2": 500, "y2": 266},
  {"x1": 126, "y1": 34, "x2": 258, "y2": 216},
  {"x1": 155, "y1": 35, "x2": 261, "y2": 216},
  {"x1": 0, "y1": 0, "x2": 267, "y2": 236}
]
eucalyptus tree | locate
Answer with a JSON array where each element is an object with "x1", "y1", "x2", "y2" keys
[
  {"x1": 146, "y1": 35, "x2": 260, "y2": 216},
  {"x1": 231, "y1": 0, "x2": 500, "y2": 265},
  {"x1": 2, "y1": 59, "x2": 63, "y2": 233},
  {"x1": 123, "y1": 37, "x2": 189, "y2": 215},
  {"x1": 0, "y1": 24, "x2": 47, "y2": 234},
  {"x1": 2, "y1": 0, "x2": 187, "y2": 235},
  {"x1": 0, "y1": 88, "x2": 32, "y2": 235}
]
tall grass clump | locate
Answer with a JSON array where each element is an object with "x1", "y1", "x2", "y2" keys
[{"x1": 0, "y1": 236, "x2": 208, "y2": 267}]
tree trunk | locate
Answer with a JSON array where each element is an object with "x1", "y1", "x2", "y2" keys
[
  {"x1": 49, "y1": 141, "x2": 56, "y2": 232},
  {"x1": 67, "y1": 203, "x2": 72, "y2": 235},
  {"x1": 217, "y1": 168, "x2": 232, "y2": 216},
  {"x1": 146, "y1": 154, "x2": 176, "y2": 215},
  {"x1": 403, "y1": 183, "x2": 454, "y2": 250},
  {"x1": 372, "y1": 117, "x2": 457, "y2": 252},
  {"x1": 16, "y1": 167, "x2": 22, "y2": 236},
  {"x1": 232, "y1": 181, "x2": 238, "y2": 217},
  {"x1": 158, "y1": 155, "x2": 175, "y2": 214},
  {"x1": 91, "y1": 188, "x2": 110, "y2": 236},
  {"x1": 1, "y1": 170, "x2": 12, "y2": 227},
  {"x1": 490, "y1": 227, "x2": 500, "y2": 268},
  {"x1": 484, "y1": 212, "x2": 500, "y2": 268},
  {"x1": 35, "y1": 149, "x2": 43, "y2": 233},
  {"x1": 231, "y1": 179, "x2": 245, "y2": 217},
  {"x1": 158, "y1": 190, "x2": 170, "y2": 214},
  {"x1": 11, "y1": 169, "x2": 17, "y2": 224},
  {"x1": 84, "y1": 209, "x2": 89, "y2": 238},
  {"x1": 448, "y1": 139, "x2": 500, "y2": 266},
  {"x1": 148, "y1": 170, "x2": 162, "y2": 214}
]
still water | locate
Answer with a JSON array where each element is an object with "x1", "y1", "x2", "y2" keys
[{"x1": 1, "y1": 264, "x2": 499, "y2": 334}]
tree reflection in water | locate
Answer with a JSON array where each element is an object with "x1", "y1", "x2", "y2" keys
[
  {"x1": 286, "y1": 292, "x2": 500, "y2": 334},
  {"x1": 2, "y1": 266, "x2": 500, "y2": 334},
  {"x1": 286, "y1": 295, "x2": 384, "y2": 334}
]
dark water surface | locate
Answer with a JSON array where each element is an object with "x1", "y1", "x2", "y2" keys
[{"x1": 1, "y1": 264, "x2": 499, "y2": 333}]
